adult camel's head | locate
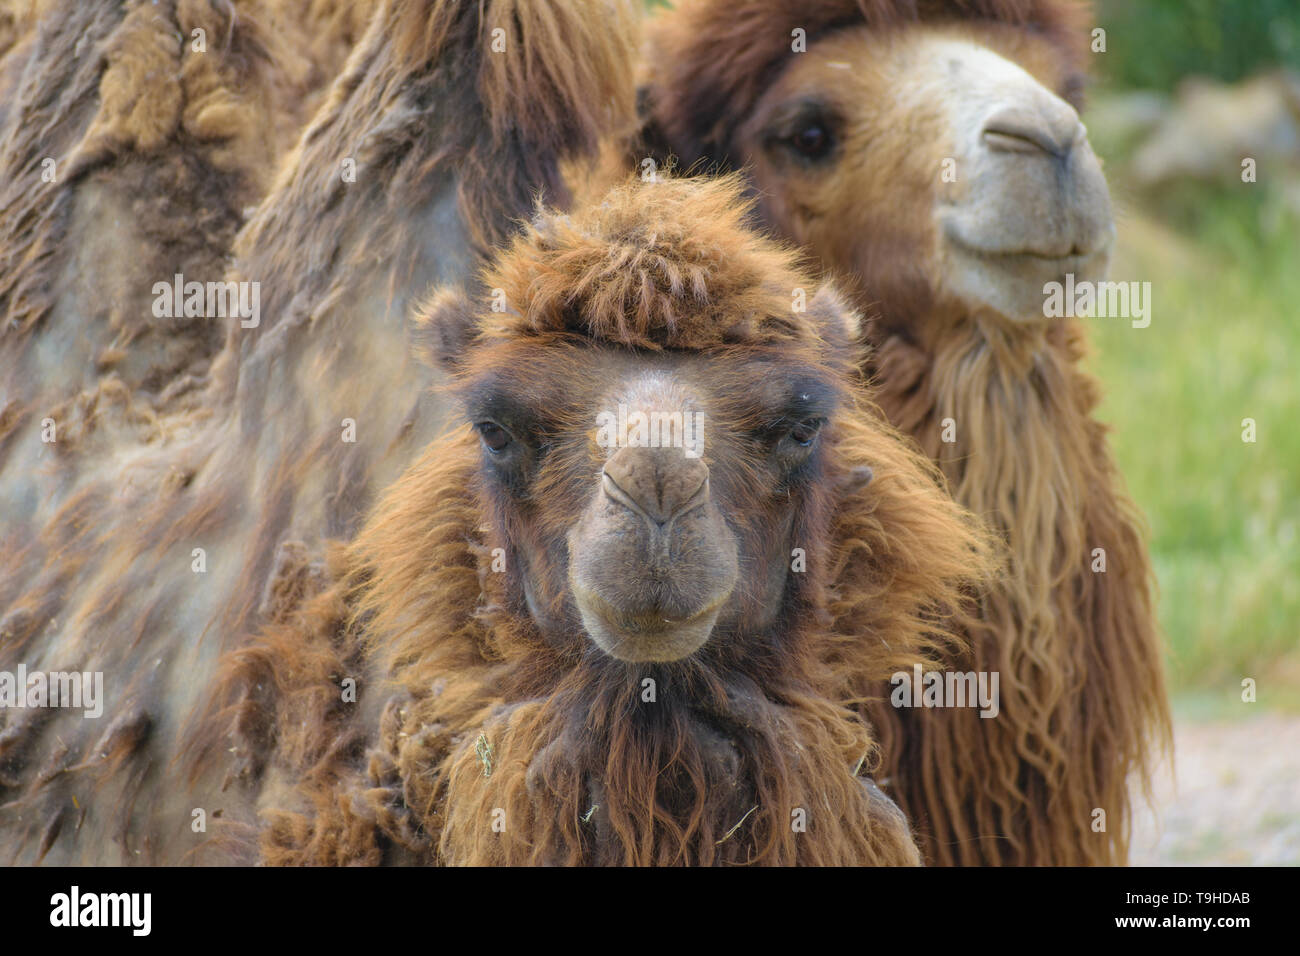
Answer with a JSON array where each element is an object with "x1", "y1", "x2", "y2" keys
[{"x1": 641, "y1": 0, "x2": 1112, "y2": 330}]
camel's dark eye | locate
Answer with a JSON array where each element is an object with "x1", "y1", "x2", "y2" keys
[
  {"x1": 790, "y1": 418, "x2": 824, "y2": 446},
  {"x1": 790, "y1": 123, "x2": 832, "y2": 160},
  {"x1": 476, "y1": 421, "x2": 511, "y2": 453}
]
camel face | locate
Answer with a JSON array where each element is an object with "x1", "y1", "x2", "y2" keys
[
  {"x1": 454, "y1": 341, "x2": 843, "y2": 663},
  {"x1": 733, "y1": 23, "x2": 1114, "y2": 323}
]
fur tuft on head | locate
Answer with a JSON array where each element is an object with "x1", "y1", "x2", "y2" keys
[{"x1": 419, "y1": 174, "x2": 864, "y2": 359}]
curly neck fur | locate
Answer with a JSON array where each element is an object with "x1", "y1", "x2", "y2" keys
[{"x1": 863, "y1": 310, "x2": 1167, "y2": 865}]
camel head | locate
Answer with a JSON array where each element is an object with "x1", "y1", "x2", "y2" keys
[
  {"x1": 423, "y1": 175, "x2": 865, "y2": 666},
  {"x1": 643, "y1": 0, "x2": 1112, "y2": 329}
]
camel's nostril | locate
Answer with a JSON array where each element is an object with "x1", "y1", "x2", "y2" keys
[
  {"x1": 602, "y1": 446, "x2": 709, "y2": 525},
  {"x1": 981, "y1": 107, "x2": 1083, "y2": 159}
]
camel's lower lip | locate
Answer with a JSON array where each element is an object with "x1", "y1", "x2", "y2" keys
[
  {"x1": 939, "y1": 226, "x2": 1115, "y2": 321},
  {"x1": 573, "y1": 588, "x2": 727, "y2": 662},
  {"x1": 595, "y1": 604, "x2": 721, "y2": 639},
  {"x1": 945, "y1": 236, "x2": 1111, "y2": 272}
]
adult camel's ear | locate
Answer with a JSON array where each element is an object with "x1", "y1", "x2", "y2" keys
[
  {"x1": 412, "y1": 285, "x2": 479, "y2": 373},
  {"x1": 627, "y1": 85, "x2": 685, "y2": 176}
]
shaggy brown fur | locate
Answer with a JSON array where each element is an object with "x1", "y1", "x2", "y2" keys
[
  {"x1": 0, "y1": 0, "x2": 637, "y2": 864},
  {"x1": 637, "y1": 0, "x2": 1170, "y2": 865},
  {"x1": 0, "y1": 5, "x2": 357, "y2": 866},
  {"x1": 203, "y1": 175, "x2": 993, "y2": 865},
  {"x1": 0, "y1": 1, "x2": 46, "y2": 109},
  {"x1": 0, "y1": 0, "x2": 344, "y2": 535}
]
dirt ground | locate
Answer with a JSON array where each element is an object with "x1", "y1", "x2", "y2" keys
[{"x1": 1129, "y1": 710, "x2": 1300, "y2": 865}]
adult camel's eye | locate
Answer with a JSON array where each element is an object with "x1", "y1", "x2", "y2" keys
[
  {"x1": 476, "y1": 422, "x2": 511, "y2": 453},
  {"x1": 790, "y1": 418, "x2": 824, "y2": 447},
  {"x1": 790, "y1": 123, "x2": 832, "y2": 160}
]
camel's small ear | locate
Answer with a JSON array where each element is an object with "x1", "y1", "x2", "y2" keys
[
  {"x1": 807, "y1": 284, "x2": 866, "y2": 364},
  {"x1": 412, "y1": 285, "x2": 479, "y2": 372},
  {"x1": 839, "y1": 464, "x2": 874, "y2": 495}
]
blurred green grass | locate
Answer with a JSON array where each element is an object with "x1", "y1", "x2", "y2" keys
[
  {"x1": 1096, "y1": 0, "x2": 1299, "y2": 90},
  {"x1": 1084, "y1": 0, "x2": 1300, "y2": 707},
  {"x1": 1088, "y1": 177, "x2": 1300, "y2": 704}
]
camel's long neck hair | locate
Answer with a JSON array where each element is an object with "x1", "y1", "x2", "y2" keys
[
  {"x1": 433, "y1": 655, "x2": 910, "y2": 866},
  {"x1": 863, "y1": 314, "x2": 1170, "y2": 865}
]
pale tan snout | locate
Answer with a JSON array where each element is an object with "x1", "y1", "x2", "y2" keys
[{"x1": 935, "y1": 39, "x2": 1116, "y2": 320}]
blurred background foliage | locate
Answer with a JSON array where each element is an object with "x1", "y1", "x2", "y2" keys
[
  {"x1": 1095, "y1": 0, "x2": 1299, "y2": 90},
  {"x1": 1087, "y1": 0, "x2": 1300, "y2": 708}
]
